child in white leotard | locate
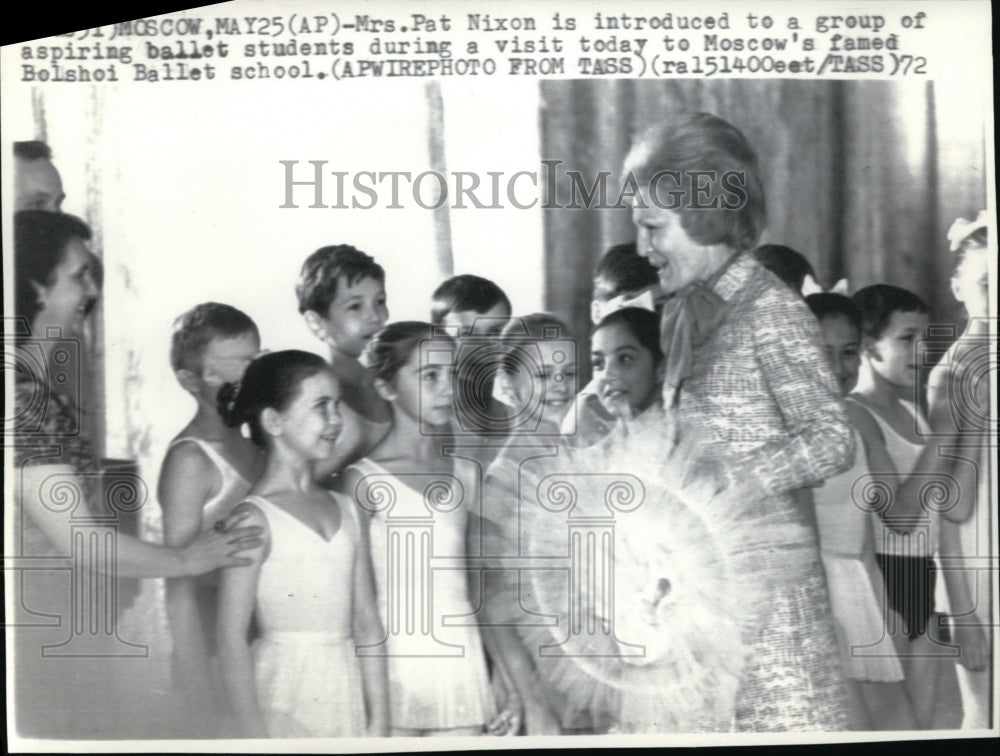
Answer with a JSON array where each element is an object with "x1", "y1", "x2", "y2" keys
[
  {"x1": 158, "y1": 303, "x2": 262, "y2": 734},
  {"x1": 216, "y1": 350, "x2": 388, "y2": 737},
  {"x1": 850, "y1": 284, "x2": 968, "y2": 729},
  {"x1": 344, "y1": 321, "x2": 523, "y2": 737}
]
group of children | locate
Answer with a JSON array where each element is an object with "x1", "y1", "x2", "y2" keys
[{"x1": 154, "y1": 217, "x2": 991, "y2": 736}]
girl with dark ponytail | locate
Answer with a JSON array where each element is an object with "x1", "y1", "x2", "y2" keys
[{"x1": 216, "y1": 350, "x2": 388, "y2": 738}]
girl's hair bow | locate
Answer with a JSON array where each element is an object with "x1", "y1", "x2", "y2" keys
[
  {"x1": 591, "y1": 286, "x2": 658, "y2": 324},
  {"x1": 801, "y1": 275, "x2": 849, "y2": 297},
  {"x1": 947, "y1": 210, "x2": 989, "y2": 252}
]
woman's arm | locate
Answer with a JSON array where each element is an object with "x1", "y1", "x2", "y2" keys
[
  {"x1": 739, "y1": 290, "x2": 856, "y2": 494},
  {"x1": 343, "y1": 483, "x2": 389, "y2": 736},
  {"x1": 17, "y1": 462, "x2": 263, "y2": 577},
  {"x1": 216, "y1": 502, "x2": 268, "y2": 738},
  {"x1": 158, "y1": 443, "x2": 218, "y2": 704}
]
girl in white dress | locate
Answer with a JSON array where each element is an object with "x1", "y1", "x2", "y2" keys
[
  {"x1": 343, "y1": 321, "x2": 522, "y2": 736},
  {"x1": 216, "y1": 350, "x2": 388, "y2": 738}
]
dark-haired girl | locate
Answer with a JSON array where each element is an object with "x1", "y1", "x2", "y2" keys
[
  {"x1": 216, "y1": 350, "x2": 388, "y2": 737},
  {"x1": 589, "y1": 307, "x2": 665, "y2": 437}
]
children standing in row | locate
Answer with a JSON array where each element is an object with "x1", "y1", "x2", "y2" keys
[{"x1": 154, "y1": 226, "x2": 989, "y2": 736}]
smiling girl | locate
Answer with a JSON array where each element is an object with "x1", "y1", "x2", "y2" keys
[
  {"x1": 216, "y1": 350, "x2": 388, "y2": 737},
  {"x1": 590, "y1": 307, "x2": 665, "y2": 434}
]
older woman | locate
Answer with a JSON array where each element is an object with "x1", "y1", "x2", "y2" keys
[
  {"x1": 11, "y1": 210, "x2": 262, "y2": 738},
  {"x1": 624, "y1": 113, "x2": 856, "y2": 730}
]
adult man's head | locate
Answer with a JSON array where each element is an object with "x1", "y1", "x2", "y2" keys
[{"x1": 14, "y1": 141, "x2": 65, "y2": 212}]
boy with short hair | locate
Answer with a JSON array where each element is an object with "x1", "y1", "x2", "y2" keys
[
  {"x1": 430, "y1": 274, "x2": 512, "y2": 438},
  {"x1": 431, "y1": 274, "x2": 512, "y2": 338},
  {"x1": 849, "y1": 284, "x2": 965, "y2": 729},
  {"x1": 297, "y1": 244, "x2": 392, "y2": 471},
  {"x1": 158, "y1": 302, "x2": 263, "y2": 735}
]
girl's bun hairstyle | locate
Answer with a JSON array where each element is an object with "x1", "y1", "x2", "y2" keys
[{"x1": 218, "y1": 350, "x2": 329, "y2": 447}]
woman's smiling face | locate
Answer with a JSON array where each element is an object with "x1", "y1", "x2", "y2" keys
[
  {"x1": 33, "y1": 236, "x2": 100, "y2": 336},
  {"x1": 633, "y1": 199, "x2": 732, "y2": 296}
]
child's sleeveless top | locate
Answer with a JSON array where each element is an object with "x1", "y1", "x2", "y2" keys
[
  {"x1": 866, "y1": 401, "x2": 938, "y2": 557},
  {"x1": 166, "y1": 437, "x2": 251, "y2": 529}
]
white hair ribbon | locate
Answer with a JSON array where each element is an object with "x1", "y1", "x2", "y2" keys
[
  {"x1": 801, "y1": 275, "x2": 849, "y2": 297},
  {"x1": 590, "y1": 287, "x2": 658, "y2": 325},
  {"x1": 947, "y1": 209, "x2": 989, "y2": 251}
]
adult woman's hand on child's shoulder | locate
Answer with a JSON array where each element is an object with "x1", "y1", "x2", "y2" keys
[{"x1": 182, "y1": 504, "x2": 266, "y2": 574}]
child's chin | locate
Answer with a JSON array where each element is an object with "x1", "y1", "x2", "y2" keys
[{"x1": 420, "y1": 417, "x2": 452, "y2": 432}]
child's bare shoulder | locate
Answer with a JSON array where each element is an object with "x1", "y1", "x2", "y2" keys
[
  {"x1": 844, "y1": 396, "x2": 883, "y2": 442},
  {"x1": 163, "y1": 434, "x2": 209, "y2": 461},
  {"x1": 159, "y1": 438, "x2": 217, "y2": 493},
  {"x1": 229, "y1": 498, "x2": 269, "y2": 529}
]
